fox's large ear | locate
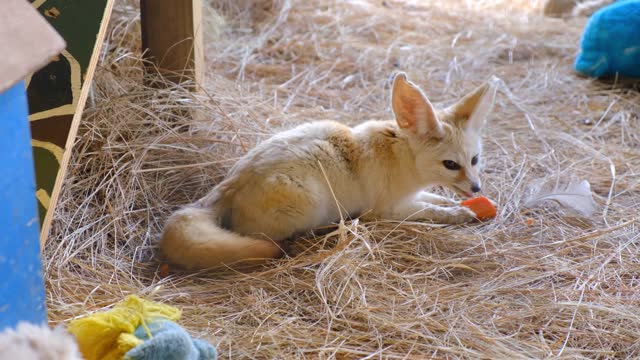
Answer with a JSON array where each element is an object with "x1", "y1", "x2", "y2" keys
[
  {"x1": 391, "y1": 73, "x2": 444, "y2": 138},
  {"x1": 448, "y1": 77, "x2": 499, "y2": 134}
]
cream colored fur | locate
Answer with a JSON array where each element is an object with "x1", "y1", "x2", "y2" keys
[
  {"x1": 0, "y1": 322, "x2": 82, "y2": 360},
  {"x1": 160, "y1": 73, "x2": 499, "y2": 269}
]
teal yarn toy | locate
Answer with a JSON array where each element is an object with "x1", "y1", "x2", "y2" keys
[
  {"x1": 575, "y1": 0, "x2": 640, "y2": 77},
  {"x1": 126, "y1": 319, "x2": 217, "y2": 360}
]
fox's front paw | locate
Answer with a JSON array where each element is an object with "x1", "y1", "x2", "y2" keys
[
  {"x1": 446, "y1": 205, "x2": 478, "y2": 224},
  {"x1": 416, "y1": 191, "x2": 457, "y2": 206}
]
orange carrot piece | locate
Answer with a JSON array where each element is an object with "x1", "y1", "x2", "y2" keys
[
  {"x1": 159, "y1": 263, "x2": 170, "y2": 278},
  {"x1": 461, "y1": 196, "x2": 497, "y2": 220}
]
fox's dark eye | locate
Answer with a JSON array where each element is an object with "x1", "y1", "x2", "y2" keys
[
  {"x1": 471, "y1": 155, "x2": 479, "y2": 166},
  {"x1": 442, "y1": 160, "x2": 461, "y2": 170}
]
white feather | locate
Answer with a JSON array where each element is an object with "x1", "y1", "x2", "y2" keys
[{"x1": 524, "y1": 178, "x2": 597, "y2": 216}]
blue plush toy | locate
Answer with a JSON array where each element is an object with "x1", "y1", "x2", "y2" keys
[{"x1": 575, "y1": 0, "x2": 640, "y2": 78}]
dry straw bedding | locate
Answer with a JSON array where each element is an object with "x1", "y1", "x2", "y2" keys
[{"x1": 45, "y1": 0, "x2": 640, "y2": 358}]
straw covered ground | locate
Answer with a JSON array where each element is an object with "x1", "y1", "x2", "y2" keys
[{"x1": 45, "y1": 0, "x2": 640, "y2": 358}]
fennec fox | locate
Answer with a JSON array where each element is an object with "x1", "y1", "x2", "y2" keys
[{"x1": 160, "y1": 73, "x2": 498, "y2": 269}]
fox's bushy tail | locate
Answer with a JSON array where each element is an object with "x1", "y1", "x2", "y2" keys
[{"x1": 159, "y1": 205, "x2": 283, "y2": 269}]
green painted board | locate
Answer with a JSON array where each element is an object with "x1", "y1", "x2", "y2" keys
[{"x1": 27, "y1": 0, "x2": 114, "y2": 241}]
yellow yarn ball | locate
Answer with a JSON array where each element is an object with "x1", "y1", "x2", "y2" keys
[{"x1": 68, "y1": 295, "x2": 181, "y2": 360}]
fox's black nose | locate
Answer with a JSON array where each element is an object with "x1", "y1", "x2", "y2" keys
[{"x1": 471, "y1": 184, "x2": 481, "y2": 193}]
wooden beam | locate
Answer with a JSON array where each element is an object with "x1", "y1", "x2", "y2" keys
[{"x1": 140, "y1": 0, "x2": 204, "y2": 87}]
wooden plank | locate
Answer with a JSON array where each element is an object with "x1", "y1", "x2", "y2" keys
[
  {"x1": 30, "y1": 0, "x2": 117, "y2": 248},
  {"x1": 140, "y1": 0, "x2": 204, "y2": 87}
]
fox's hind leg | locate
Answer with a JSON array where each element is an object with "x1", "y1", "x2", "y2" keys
[{"x1": 229, "y1": 173, "x2": 333, "y2": 241}]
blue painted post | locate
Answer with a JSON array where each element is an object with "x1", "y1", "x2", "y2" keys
[{"x1": 0, "y1": 81, "x2": 47, "y2": 328}]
